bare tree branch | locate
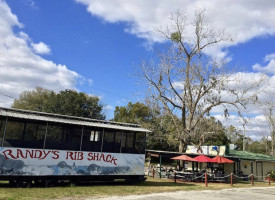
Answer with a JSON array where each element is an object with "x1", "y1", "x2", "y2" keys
[{"x1": 140, "y1": 9, "x2": 266, "y2": 152}]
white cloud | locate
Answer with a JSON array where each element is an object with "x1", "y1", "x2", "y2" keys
[
  {"x1": 24, "y1": 0, "x2": 38, "y2": 9},
  {"x1": 104, "y1": 105, "x2": 114, "y2": 111},
  {"x1": 87, "y1": 79, "x2": 93, "y2": 86},
  {"x1": 210, "y1": 54, "x2": 275, "y2": 140},
  {"x1": 171, "y1": 59, "x2": 274, "y2": 140},
  {"x1": 75, "y1": 0, "x2": 275, "y2": 140},
  {"x1": 31, "y1": 42, "x2": 51, "y2": 55},
  {"x1": 76, "y1": 0, "x2": 275, "y2": 58},
  {"x1": 103, "y1": 105, "x2": 115, "y2": 120},
  {"x1": 214, "y1": 114, "x2": 270, "y2": 141},
  {"x1": 264, "y1": 54, "x2": 275, "y2": 62},
  {"x1": 253, "y1": 53, "x2": 275, "y2": 75},
  {"x1": 0, "y1": 0, "x2": 80, "y2": 107}
]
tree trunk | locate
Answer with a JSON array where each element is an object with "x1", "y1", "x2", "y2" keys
[
  {"x1": 272, "y1": 131, "x2": 275, "y2": 156},
  {"x1": 179, "y1": 140, "x2": 184, "y2": 170},
  {"x1": 179, "y1": 140, "x2": 184, "y2": 153},
  {"x1": 179, "y1": 107, "x2": 186, "y2": 153}
]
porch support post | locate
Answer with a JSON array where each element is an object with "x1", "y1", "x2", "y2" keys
[{"x1": 159, "y1": 154, "x2": 162, "y2": 178}]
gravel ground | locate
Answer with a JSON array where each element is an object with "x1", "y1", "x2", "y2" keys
[{"x1": 84, "y1": 187, "x2": 275, "y2": 200}]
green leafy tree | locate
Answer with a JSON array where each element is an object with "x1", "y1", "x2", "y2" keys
[
  {"x1": 113, "y1": 102, "x2": 153, "y2": 124},
  {"x1": 225, "y1": 125, "x2": 245, "y2": 150},
  {"x1": 199, "y1": 117, "x2": 230, "y2": 146},
  {"x1": 12, "y1": 87, "x2": 55, "y2": 112},
  {"x1": 12, "y1": 87, "x2": 105, "y2": 120},
  {"x1": 113, "y1": 102, "x2": 178, "y2": 151},
  {"x1": 146, "y1": 113, "x2": 179, "y2": 151},
  {"x1": 113, "y1": 101, "x2": 232, "y2": 151},
  {"x1": 248, "y1": 139, "x2": 271, "y2": 154}
]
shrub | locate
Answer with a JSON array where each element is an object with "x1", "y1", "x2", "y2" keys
[{"x1": 266, "y1": 170, "x2": 275, "y2": 179}]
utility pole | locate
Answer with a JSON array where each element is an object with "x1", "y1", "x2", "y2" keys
[
  {"x1": 242, "y1": 118, "x2": 248, "y2": 151},
  {"x1": 243, "y1": 125, "x2": 246, "y2": 151}
]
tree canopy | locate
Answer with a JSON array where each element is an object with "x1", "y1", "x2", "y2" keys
[
  {"x1": 140, "y1": 10, "x2": 266, "y2": 152},
  {"x1": 113, "y1": 101, "x2": 179, "y2": 151},
  {"x1": 113, "y1": 101, "x2": 230, "y2": 151},
  {"x1": 113, "y1": 102, "x2": 153, "y2": 124},
  {"x1": 197, "y1": 117, "x2": 230, "y2": 146},
  {"x1": 12, "y1": 87, "x2": 105, "y2": 120}
]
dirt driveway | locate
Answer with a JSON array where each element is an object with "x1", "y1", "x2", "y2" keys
[{"x1": 89, "y1": 187, "x2": 275, "y2": 200}]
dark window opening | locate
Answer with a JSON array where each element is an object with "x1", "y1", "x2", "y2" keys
[
  {"x1": 60, "y1": 126, "x2": 82, "y2": 151},
  {"x1": 44, "y1": 124, "x2": 82, "y2": 151},
  {"x1": 121, "y1": 132, "x2": 137, "y2": 154},
  {"x1": 81, "y1": 128, "x2": 103, "y2": 152},
  {"x1": 126, "y1": 132, "x2": 135, "y2": 153},
  {"x1": 2, "y1": 118, "x2": 46, "y2": 149},
  {"x1": 0, "y1": 117, "x2": 7, "y2": 147},
  {"x1": 22, "y1": 122, "x2": 46, "y2": 149},
  {"x1": 114, "y1": 132, "x2": 122, "y2": 153},
  {"x1": 135, "y1": 132, "x2": 146, "y2": 154},
  {"x1": 67, "y1": 127, "x2": 82, "y2": 151},
  {"x1": 0, "y1": 116, "x2": 147, "y2": 154},
  {"x1": 45, "y1": 124, "x2": 63, "y2": 149},
  {"x1": 121, "y1": 132, "x2": 126, "y2": 152},
  {"x1": 3, "y1": 119, "x2": 24, "y2": 147},
  {"x1": 102, "y1": 130, "x2": 115, "y2": 153}
]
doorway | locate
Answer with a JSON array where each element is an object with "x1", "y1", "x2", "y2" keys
[{"x1": 256, "y1": 162, "x2": 263, "y2": 180}]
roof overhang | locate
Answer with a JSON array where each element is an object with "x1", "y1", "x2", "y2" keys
[{"x1": 0, "y1": 107, "x2": 151, "y2": 133}]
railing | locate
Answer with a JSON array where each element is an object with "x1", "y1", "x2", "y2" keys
[{"x1": 146, "y1": 169, "x2": 274, "y2": 187}]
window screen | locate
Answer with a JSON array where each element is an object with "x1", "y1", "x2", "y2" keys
[
  {"x1": 60, "y1": 126, "x2": 82, "y2": 150},
  {"x1": 135, "y1": 132, "x2": 146, "y2": 154},
  {"x1": 44, "y1": 124, "x2": 63, "y2": 149},
  {"x1": 81, "y1": 128, "x2": 103, "y2": 152},
  {"x1": 0, "y1": 118, "x2": 6, "y2": 146},
  {"x1": 22, "y1": 122, "x2": 46, "y2": 149},
  {"x1": 3, "y1": 118, "x2": 25, "y2": 147},
  {"x1": 121, "y1": 132, "x2": 137, "y2": 154},
  {"x1": 102, "y1": 130, "x2": 115, "y2": 153},
  {"x1": 114, "y1": 132, "x2": 122, "y2": 153}
]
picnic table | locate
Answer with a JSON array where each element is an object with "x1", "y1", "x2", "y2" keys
[{"x1": 169, "y1": 171, "x2": 195, "y2": 181}]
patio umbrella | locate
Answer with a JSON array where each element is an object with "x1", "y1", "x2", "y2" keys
[
  {"x1": 212, "y1": 156, "x2": 234, "y2": 163},
  {"x1": 194, "y1": 155, "x2": 215, "y2": 163},
  {"x1": 193, "y1": 155, "x2": 215, "y2": 173},
  {"x1": 171, "y1": 155, "x2": 197, "y2": 171},
  {"x1": 171, "y1": 155, "x2": 197, "y2": 162}
]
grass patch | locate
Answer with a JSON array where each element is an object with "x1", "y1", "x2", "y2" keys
[{"x1": 0, "y1": 177, "x2": 274, "y2": 200}]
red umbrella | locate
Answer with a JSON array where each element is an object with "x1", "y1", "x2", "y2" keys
[
  {"x1": 171, "y1": 155, "x2": 197, "y2": 162},
  {"x1": 194, "y1": 155, "x2": 215, "y2": 163},
  {"x1": 212, "y1": 156, "x2": 234, "y2": 163}
]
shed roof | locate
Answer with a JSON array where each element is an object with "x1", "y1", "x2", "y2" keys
[
  {"x1": 146, "y1": 149, "x2": 275, "y2": 162},
  {"x1": 227, "y1": 150, "x2": 275, "y2": 162},
  {"x1": 0, "y1": 107, "x2": 151, "y2": 133}
]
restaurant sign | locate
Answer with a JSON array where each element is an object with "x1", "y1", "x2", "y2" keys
[
  {"x1": 185, "y1": 145, "x2": 226, "y2": 156},
  {"x1": 0, "y1": 147, "x2": 145, "y2": 176}
]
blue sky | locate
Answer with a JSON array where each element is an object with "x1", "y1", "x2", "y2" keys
[
  {"x1": 1, "y1": 0, "x2": 275, "y2": 139},
  {"x1": 6, "y1": 0, "x2": 151, "y2": 106}
]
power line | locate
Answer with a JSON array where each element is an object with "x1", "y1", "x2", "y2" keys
[
  {"x1": 0, "y1": 100, "x2": 11, "y2": 107},
  {"x1": 0, "y1": 92, "x2": 16, "y2": 99},
  {"x1": 0, "y1": 56, "x2": 75, "y2": 82}
]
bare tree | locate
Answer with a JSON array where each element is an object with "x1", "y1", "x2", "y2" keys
[{"x1": 140, "y1": 10, "x2": 266, "y2": 152}]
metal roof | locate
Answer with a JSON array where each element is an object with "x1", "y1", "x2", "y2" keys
[
  {"x1": 227, "y1": 150, "x2": 275, "y2": 162},
  {"x1": 0, "y1": 107, "x2": 151, "y2": 133},
  {"x1": 147, "y1": 149, "x2": 275, "y2": 162}
]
